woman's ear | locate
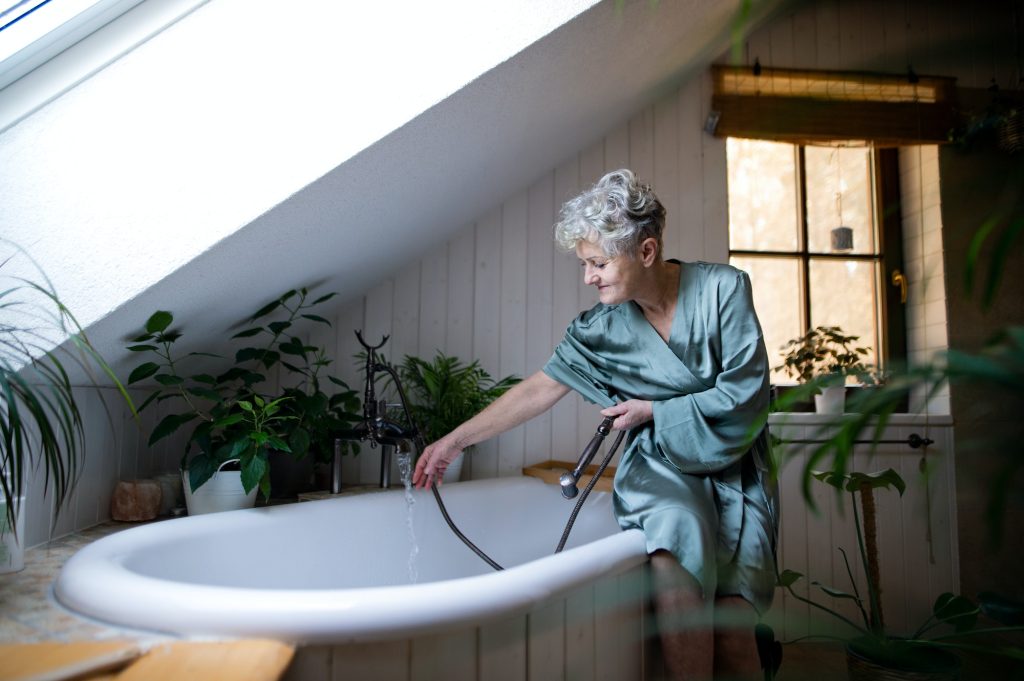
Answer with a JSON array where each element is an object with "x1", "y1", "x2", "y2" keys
[{"x1": 640, "y1": 238, "x2": 659, "y2": 267}]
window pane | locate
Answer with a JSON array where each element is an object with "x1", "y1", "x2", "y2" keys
[
  {"x1": 730, "y1": 256, "x2": 802, "y2": 384},
  {"x1": 727, "y1": 139, "x2": 799, "y2": 252},
  {"x1": 804, "y1": 146, "x2": 876, "y2": 255},
  {"x1": 809, "y1": 259, "x2": 880, "y2": 376}
]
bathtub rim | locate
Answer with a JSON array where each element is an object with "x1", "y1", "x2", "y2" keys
[{"x1": 54, "y1": 479, "x2": 650, "y2": 643}]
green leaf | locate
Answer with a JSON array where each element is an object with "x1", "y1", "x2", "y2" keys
[
  {"x1": 268, "y1": 321, "x2": 292, "y2": 335},
  {"x1": 154, "y1": 373, "x2": 184, "y2": 386},
  {"x1": 187, "y1": 454, "x2": 218, "y2": 492},
  {"x1": 212, "y1": 412, "x2": 244, "y2": 428},
  {"x1": 777, "y1": 569, "x2": 803, "y2": 588},
  {"x1": 148, "y1": 413, "x2": 195, "y2": 445},
  {"x1": 301, "y1": 314, "x2": 331, "y2": 325},
  {"x1": 130, "y1": 332, "x2": 155, "y2": 343},
  {"x1": 126, "y1": 344, "x2": 158, "y2": 352},
  {"x1": 267, "y1": 436, "x2": 291, "y2": 453},
  {"x1": 127, "y1": 362, "x2": 160, "y2": 384},
  {"x1": 251, "y1": 298, "x2": 283, "y2": 319},
  {"x1": 145, "y1": 311, "x2": 173, "y2": 333},
  {"x1": 186, "y1": 386, "x2": 222, "y2": 401},
  {"x1": 192, "y1": 373, "x2": 218, "y2": 385},
  {"x1": 240, "y1": 449, "x2": 267, "y2": 494},
  {"x1": 288, "y1": 427, "x2": 310, "y2": 456},
  {"x1": 933, "y1": 593, "x2": 978, "y2": 632},
  {"x1": 311, "y1": 292, "x2": 337, "y2": 305},
  {"x1": 238, "y1": 400, "x2": 253, "y2": 412},
  {"x1": 231, "y1": 327, "x2": 263, "y2": 339},
  {"x1": 813, "y1": 581, "x2": 861, "y2": 601}
]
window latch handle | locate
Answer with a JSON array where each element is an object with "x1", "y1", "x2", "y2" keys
[{"x1": 891, "y1": 269, "x2": 908, "y2": 304}]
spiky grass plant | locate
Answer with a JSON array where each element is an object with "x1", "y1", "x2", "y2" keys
[{"x1": 1, "y1": 240, "x2": 133, "y2": 535}]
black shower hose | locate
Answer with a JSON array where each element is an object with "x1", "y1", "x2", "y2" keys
[
  {"x1": 431, "y1": 426, "x2": 626, "y2": 572},
  {"x1": 378, "y1": 361, "x2": 626, "y2": 572}
]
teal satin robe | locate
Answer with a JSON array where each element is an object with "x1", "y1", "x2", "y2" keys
[{"x1": 543, "y1": 261, "x2": 778, "y2": 612}]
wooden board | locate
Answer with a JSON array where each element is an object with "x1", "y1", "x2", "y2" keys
[
  {"x1": 522, "y1": 460, "x2": 616, "y2": 494},
  {"x1": 0, "y1": 640, "x2": 294, "y2": 681},
  {"x1": 115, "y1": 640, "x2": 294, "y2": 681},
  {"x1": 0, "y1": 640, "x2": 141, "y2": 681}
]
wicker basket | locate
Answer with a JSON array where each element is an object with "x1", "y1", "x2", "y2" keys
[{"x1": 846, "y1": 646, "x2": 961, "y2": 681}]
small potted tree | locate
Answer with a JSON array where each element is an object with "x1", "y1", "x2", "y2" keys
[{"x1": 776, "y1": 326, "x2": 872, "y2": 414}]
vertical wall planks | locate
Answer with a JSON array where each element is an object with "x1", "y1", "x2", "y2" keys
[
  {"x1": 525, "y1": 174, "x2": 556, "y2": 467},
  {"x1": 551, "y1": 158, "x2": 581, "y2": 461},
  {"x1": 576, "y1": 141, "x2": 606, "y2": 445},
  {"x1": 628, "y1": 107, "x2": 655, "y2": 187},
  {"x1": 335, "y1": 299, "x2": 365, "y2": 484},
  {"x1": 815, "y1": 0, "x2": 842, "y2": 71},
  {"x1": 418, "y1": 244, "x2": 448, "y2": 358},
  {"x1": 330, "y1": 641, "x2": 410, "y2": 681},
  {"x1": 564, "y1": 584, "x2": 596, "y2": 681},
  {"x1": 498, "y1": 192, "x2": 528, "y2": 477},
  {"x1": 479, "y1": 616, "x2": 528, "y2": 681},
  {"x1": 410, "y1": 630, "x2": 476, "y2": 681},
  {"x1": 472, "y1": 209, "x2": 503, "y2": 479},
  {"x1": 768, "y1": 10, "x2": 795, "y2": 68},
  {"x1": 791, "y1": 6, "x2": 819, "y2": 68},
  {"x1": 675, "y1": 77, "x2": 705, "y2": 261},
  {"x1": 447, "y1": 230, "x2": 476, "y2": 363},
  {"x1": 653, "y1": 95, "x2": 680, "y2": 261},
  {"x1": 699, "y1": 70, "x2": 728, "y2": 264},
  {"x1": 391, "y1": 263, "x2": 421, "y2": 366},
  {"x1": 526, "y1": 601, "x2": 566, "y2": 681}
]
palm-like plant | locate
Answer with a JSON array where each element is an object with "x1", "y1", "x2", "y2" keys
[
  {"x1": 387, "y1": 352, "x2": 520, "y2": 446},
  {"x1": 1, "y1": 241, "x2": 133, "y2": 533}
]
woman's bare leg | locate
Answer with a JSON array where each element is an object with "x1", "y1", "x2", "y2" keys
[
  {"x1": 712, "y1": 595, "x2": 761, "y2": 681},
  {"x1": 649, "y1": 550, "x2": 713, "y2": 681}
]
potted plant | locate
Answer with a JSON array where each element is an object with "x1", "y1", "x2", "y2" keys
[
  {"x1": 381, "y1": 351, "x2": 520, "y2": 483},
  {"x1": 125, "y1": 288, "x2": 360, "y2": 510},
  {"x1": 1, "y1": 241, "x2": 134, "y2": 567},
  {"x1": 777, "y1": 467, "x2": 1024, "y2": 680},
  {"x1": 775, "y1": 325, "x2": 872, "y2": 414}
]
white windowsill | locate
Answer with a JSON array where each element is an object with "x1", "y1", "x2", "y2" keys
[{"x1": 768, "y1": 412, "x2": 953, "y2": 426}]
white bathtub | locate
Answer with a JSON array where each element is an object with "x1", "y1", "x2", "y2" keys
[{"x1": 57, "y1": 477, "x2": 656, "y2": 679}]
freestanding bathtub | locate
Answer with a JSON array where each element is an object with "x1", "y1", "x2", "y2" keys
[{"x1": 56, "y1": 476, "x2": 657, "y2": 680}]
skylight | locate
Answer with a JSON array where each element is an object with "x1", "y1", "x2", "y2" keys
[{"x1": 0, "y1": 0, "x2": 143, "y2": 89}]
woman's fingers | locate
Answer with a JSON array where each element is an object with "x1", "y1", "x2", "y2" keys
[{"x1": 600, "y1": 399, "x2": 654, "y2": 430}]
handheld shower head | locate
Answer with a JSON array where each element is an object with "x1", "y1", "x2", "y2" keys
[{"x1": 560, "y1": 416, "x2": 615, "y2": 500}]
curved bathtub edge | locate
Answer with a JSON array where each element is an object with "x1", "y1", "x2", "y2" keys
[{"x1": 55, "y1": 528, "x2": 650, "y2": 644}]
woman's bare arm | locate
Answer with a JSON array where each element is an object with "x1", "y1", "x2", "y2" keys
[{"x1": 412, "y1": 370, "x2": 569, "y2": 488}]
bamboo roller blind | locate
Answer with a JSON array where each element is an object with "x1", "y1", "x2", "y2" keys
[{"x1": 709, "y1": 65, "x2": 957, "y2": 146}]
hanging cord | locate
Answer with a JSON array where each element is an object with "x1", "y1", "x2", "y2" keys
[{"x1": 555, "y1": 429, "x2": 626, "y2": 554}]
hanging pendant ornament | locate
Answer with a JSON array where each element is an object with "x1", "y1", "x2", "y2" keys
[{"x1": 830, "y1": 151, "x2": 854, "y2": 252}]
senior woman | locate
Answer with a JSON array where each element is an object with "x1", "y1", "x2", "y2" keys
[{"x1": 413, "y1": 169, "x2": 776, "y2": 681}]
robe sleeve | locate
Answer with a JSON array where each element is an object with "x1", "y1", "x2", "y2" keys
[
  {"x1": 542, "y1": 313, "x2": 618, "y2": 409},
  {"x1": 650, "y1": 269, "x2": 769, "y2": 472}
]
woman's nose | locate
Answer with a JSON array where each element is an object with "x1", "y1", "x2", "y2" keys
[{"x1": 583, "y1": 267, "x2": 598, "y2": 285}]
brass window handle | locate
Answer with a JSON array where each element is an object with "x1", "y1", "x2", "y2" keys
[{"x1": 891, "y1": 269, "x2": 908, "y2": 304}]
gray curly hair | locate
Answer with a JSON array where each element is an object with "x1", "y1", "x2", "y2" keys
[{"x1": 553, "y1": 169, "x2": 666, "y2": 258}]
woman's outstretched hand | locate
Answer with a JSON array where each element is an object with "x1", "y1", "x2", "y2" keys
[
  {"x1": 413, "y1": 437, "x2": 463, "y2": 489},
  {"x1": 600, "y1": 399, "x2": 653, "y2": 431}
]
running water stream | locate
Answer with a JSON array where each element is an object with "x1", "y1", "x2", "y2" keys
[{"x1": 396, "y1": 446, "x2": 420, "y2": 584}]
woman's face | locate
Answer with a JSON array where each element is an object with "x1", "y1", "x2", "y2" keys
[{"x1": 575, "y1": 239, "x2": 644, "y2": 305}]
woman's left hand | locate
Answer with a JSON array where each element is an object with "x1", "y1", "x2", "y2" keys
[{"x1": 600, "y1": 400, "x2": 654, "y2": 431}]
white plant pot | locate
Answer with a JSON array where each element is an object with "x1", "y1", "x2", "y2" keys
[
  {"x1": 182, "y1": 460, "x2": 257, "y2": 515},
  {"x1": 443, "y1": 455, "x2": 464, "y2": 484},
  {"x1": 0, "y1": 495, "x2": 25, "y2": 574},
  {"x1": 814, "y1": 384, "x2": 847, "y2": 414}
]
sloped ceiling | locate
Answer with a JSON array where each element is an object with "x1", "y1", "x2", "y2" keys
[{"x1": 11, "y1": 0, "x2": 786, "y2": 377}]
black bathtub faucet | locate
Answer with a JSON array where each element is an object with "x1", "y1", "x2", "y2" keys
[{"x1": 331, "y1": 331, "x2": 423, "y2": 488}]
